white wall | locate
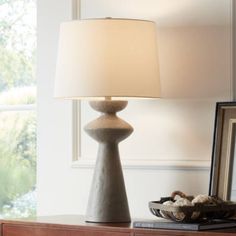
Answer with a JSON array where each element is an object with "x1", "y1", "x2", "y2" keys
[{"x1": 37, "y1": 0, "x2": 232, "y2": 218}]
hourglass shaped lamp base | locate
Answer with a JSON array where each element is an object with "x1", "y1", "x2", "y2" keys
[{"x1": 85, "y1": 100, "x2": 133, "y2": 223}]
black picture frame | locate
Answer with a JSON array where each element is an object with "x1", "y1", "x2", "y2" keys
[{"x1": 209, "y1": 102, "x2": 236, "y2": 200}]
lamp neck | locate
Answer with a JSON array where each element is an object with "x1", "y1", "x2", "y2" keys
[{"x1": 105, "y1": 96, "x2": 112, "y2": 101}]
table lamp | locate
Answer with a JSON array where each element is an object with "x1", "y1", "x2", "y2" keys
[{"x1": 54, "y1": 19, "x2": 161, "y2": 223}]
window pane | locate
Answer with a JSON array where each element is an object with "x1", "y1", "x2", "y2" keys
[
  {"x1": 0, "y1": 0, "x2": 36, "y2": 218},
  {"x1": 0, "y1": 0, "x2": 36, "y2": 105},
  {"x1": 0, "y1": 110, "x2": 36, "y2": 218}
]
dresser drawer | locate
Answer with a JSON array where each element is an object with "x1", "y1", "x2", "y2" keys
[{"x1": 3, "y1": 224, "x2": 131, "y2": 236}]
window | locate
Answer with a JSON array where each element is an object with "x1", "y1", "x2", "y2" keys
[{"x1": 0, "y1": 0, "x2": 36, "y2": 218}]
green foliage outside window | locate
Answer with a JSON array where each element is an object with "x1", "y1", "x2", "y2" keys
[{"x1": 0, "y1": 0, "x2": 36, "y2": 218}]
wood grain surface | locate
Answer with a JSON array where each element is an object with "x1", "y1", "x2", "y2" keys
[{"x1": 1, "y1": 215, "x2": 236, "y2": 236}]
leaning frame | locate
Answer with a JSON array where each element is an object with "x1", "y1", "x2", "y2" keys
[{"x1": 209, "y1": 102, "x2": 236, "y2": 200}]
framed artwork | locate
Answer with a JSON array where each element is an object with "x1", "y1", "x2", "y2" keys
[{"x1": 210, "y1": 102, "x2": 236, "y2": 200}]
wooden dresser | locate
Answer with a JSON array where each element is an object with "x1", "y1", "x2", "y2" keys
[{"x1": 1, "y1": 215, "x2": 236, "y2": 236}]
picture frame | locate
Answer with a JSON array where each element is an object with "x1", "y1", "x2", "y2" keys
[{"x1": 209, "y1": 102, "x2": 236, "y2": 200}]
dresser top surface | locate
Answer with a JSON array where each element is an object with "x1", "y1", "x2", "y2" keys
[
  {"x1": 1, "y1": 215, "x2": 236, "y2": 235},
  {"x1": 0, "y1": 215, "x2": 131, "y2": 230}
]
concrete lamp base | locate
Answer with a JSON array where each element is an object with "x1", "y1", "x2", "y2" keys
[{"x1": 85, "y1": 100, "x2": 133, "y2": 223}]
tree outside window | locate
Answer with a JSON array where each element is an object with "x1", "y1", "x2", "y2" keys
[{"x1": 0, "y1": 0, "x2": 36, "y2": 218}]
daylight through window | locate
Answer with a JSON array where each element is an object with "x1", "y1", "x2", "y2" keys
[{"x1": 0, "y1": 0, "x2": 36, "y2": 218}]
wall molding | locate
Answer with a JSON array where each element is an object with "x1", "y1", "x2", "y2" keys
[
  {"x1": 71, "y1": 158, "x2": 211, "y2": 171},
  {"x1": 71, "y1": 0, "x2": 234, "y2": 170}
]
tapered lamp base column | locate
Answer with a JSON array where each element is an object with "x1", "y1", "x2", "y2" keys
[{"x1": 85, "y1": 100, "x2": 133, "y2": 223}]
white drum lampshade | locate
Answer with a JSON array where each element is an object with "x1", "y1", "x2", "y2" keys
[{"x1": 54, "y1": 19, "x2": 161, "y2": 99}]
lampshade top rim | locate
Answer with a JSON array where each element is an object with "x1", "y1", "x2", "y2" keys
[{"x1": 61, "y1": 18, "x2": 155, "y2": 24}]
